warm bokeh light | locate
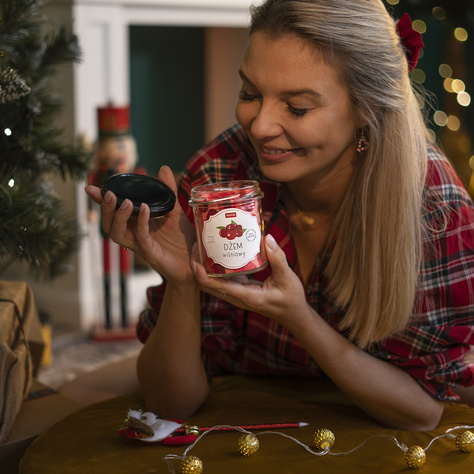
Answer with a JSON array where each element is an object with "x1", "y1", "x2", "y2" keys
[
  {"x1": 432, "y1": 7, "x2": 446, "y2": 20},
  {"x1": 443, "y1": 78, "x2": 454, "y2": 93},
  {"x1": 439, "y1": 64, "x2": 453, "y2": 79},
  {"x1": 412, "y1": 20, "x2": 427, "y2": 34},
  {"x1": 415, "y1": 93, "x2": 425, "y2": 110},
  {"x1": 454, "y1": 27, "x2": 468, "y2": 42},
  {"x1": 427, "y1": 129, "x2": 437, "y2": 143},
  {"x1": 451, "y1": 79, "x2": 466, "y2": 93},
  {"x1": 457, "y1": 91, "x2": 471, "y2": 107},
  {"x1": 382, "y1": 2, "x2": 472, "y2": 172},
  {"x1": 433, "y1": 110, "x2": 448, "y2": 127},
  {"x1": 446, "y1": 115, "x2": 461, "y2": 132},
  {"x1": 411, "y1": 68, "x2": 426, "y2": 84}
]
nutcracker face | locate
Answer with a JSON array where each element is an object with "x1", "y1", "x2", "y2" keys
[{"x1": 95, "y1": 136, "x2": 130, "y2": 174}]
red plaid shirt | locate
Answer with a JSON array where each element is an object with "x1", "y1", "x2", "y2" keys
[{"x1": 137, "y1": 124, "x2": 474, "y2": 402}]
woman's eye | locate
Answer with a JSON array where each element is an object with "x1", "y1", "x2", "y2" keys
[
  {"x1": 239, "y1": 90, "x2": 260, "y2": 101},
  {"x1": 288, "y1": 104, "x2": 309, "y2": 117}
]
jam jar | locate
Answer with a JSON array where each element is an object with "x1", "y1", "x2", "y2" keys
[{"x1": 189, "y1": 180, "x2": 267, "y2": 277}]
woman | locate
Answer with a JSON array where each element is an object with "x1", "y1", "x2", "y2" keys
[{"x1": 86, "y1": 0, "x2": 474, "y2": 430}]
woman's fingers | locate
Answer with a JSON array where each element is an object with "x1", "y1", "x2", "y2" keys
[
  {"x1": 191, "y1": 260, "x2": 256, "y2": 302},
  {"x1": 191, "y1": 233, "x2": 301, "y2": 320},
  {"x1": 136, "y1": 202, "x2": 151, "y2": 240},
  {"x1": 263, "y1": 234, "x2": 290, "y2": 284},
  {"x1": 109, "y1": 198, "x2": 139, "y2": 250},
  {"x1": 84, "y1": 185, "x2": 103, "y2": 204},
  {"x1": 88, "y1": 185, "x2": 136, "y2": 245},
  {"x1": 191, "y1": 236, "x2": 290, "y2": 294},
  {"x1": 157, "y1": 165, "x2": 178, "y2": 197},
  {"x1": 133, "y1": 202, "x2": 159, "y2": 256},
  {"x1": 157, "y1": 165, "x2": 175, "y2": 188},
  {"x1": 97, "y1": 190, "x2": 118, "y2": 235}
]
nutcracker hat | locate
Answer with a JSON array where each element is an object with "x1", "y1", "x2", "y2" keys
[{"x1": 97, "y1": 104, "x2": 130, "y2": 137}]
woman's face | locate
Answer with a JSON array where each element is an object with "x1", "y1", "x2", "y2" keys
[{"x1": 236, "y1": 31, "x2": 359, "y2": 187}]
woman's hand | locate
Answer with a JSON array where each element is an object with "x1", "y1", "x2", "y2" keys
[
  {"x1": 85, "y1": 166, "x2": 196, "y2": 285},
  {"x1": 191, "y1": 234, "x2": 308, "y2": 330}
]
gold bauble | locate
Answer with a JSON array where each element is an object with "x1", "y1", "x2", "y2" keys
[
  {"x1": 455, "y1": 430, "x2": 474, "y2": 453},
  {"x1": 404, "y1": 445, "x2": 426, "y2": 469},
  {"x1": 313, "y1": 428, "x2": 335, "y2": 451},
  {"x1": 184, "y1": 425, "x2": 200, "y2": 436},
  {"x1": 238, "y1": 433, "x2": 260, "y2": 456},
  {"x1": 181, "y1": 455, "x2": 203, "y2": 474}
]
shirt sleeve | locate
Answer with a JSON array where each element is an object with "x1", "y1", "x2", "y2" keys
[{"x1": 376, "y1": 150, "x2": 474, "y2": 402}]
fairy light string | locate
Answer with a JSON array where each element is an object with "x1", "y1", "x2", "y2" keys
[{"x1": 162, "y1": 424, "x2": 474, "y2": 473}]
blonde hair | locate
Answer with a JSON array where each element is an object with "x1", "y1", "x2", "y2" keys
[{"x1": 250, "y1": 0, "x2": 429, "y2": 348}]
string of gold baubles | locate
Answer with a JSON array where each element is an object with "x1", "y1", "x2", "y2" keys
[{"x1": 163, "y1": 424, "x2": 474, "y2": 473}]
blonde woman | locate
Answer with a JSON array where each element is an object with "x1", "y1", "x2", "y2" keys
[{"x1": 86, "y1": 0, "x2": 474, "y2": 430}]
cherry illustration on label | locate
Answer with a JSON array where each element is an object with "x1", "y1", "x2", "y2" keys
[{"x1": 217, "y1": 221, "x2": 246, "y2": 241}]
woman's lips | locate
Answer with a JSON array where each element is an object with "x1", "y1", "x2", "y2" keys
[{"x1": 259, "y1": 146, "x2": 303, "y2": 162}]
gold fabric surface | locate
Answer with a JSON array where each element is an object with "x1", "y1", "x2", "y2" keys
[{"x1": 20, "y1": 375, "x2": 474, "y2": 473}]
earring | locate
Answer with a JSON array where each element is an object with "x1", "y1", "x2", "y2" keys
[{"x1": 356, "y1": 129, "x2": 369, "y2": 154}]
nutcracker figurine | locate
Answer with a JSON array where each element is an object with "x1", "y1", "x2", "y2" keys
[{"x1": 88, "y1": 104, "x2": 138, "y2": 331}]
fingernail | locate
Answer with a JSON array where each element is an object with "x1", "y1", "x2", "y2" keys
[
  {"x1": 191, "y1": 260, "x2": 198, "y2": 274},
  {"x1": 119, "y1": 199, "x2": 130, "y2": 211},
  {"x1": 266, "y1": 234, "x2": 278, "y2": 249},
  {"x1": 103, "y1": 191, "x2": 112, "y2": 204}
]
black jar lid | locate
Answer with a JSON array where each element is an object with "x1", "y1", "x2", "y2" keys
[{"x1": 101, "y1": 173, "x2": 176, "y2": 218}]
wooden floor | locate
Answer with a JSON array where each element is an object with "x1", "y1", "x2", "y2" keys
[{"x1": 37, "y1": 332, "x2": 141, "y2": 388}]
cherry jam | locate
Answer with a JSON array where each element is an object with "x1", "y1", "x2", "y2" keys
[{"x1": 189, "y1": 180, "x2": 267, "y2": 277}]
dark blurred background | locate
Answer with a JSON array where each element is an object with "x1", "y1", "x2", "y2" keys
[{"x1": 384, "y1": 0, "x2": 474, "y2": 191}]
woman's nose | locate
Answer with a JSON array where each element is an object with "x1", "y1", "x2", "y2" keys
[{"x1": 250, "y1": 102, "x2": 282, "y2": 140}]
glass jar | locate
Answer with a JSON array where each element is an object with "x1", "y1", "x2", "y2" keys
[{"x1": 189, "y1": 180, "x2": 267, "y2": 277}]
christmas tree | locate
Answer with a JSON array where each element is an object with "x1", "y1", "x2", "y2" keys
[{"x1": 0, "y1": 0, "x2": 91, "y2": 278}]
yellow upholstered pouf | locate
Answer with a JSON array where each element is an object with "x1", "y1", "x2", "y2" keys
[{"x1": 20, "y1": 376, "x2": 474, "y2": 474}]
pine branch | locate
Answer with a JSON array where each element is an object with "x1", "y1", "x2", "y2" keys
[
  {"x1": 40, "y1": 25, "x2": 82, "y2": 75},
  {"x1": 0, "y1": 177, "x2": 80, "y2": 278},
  {"x1": 0, "y1": 0, "x2": 91, "y2": 279},
  {"x1": 0, "y1": 0, "x2": 45, "y2": 71}
]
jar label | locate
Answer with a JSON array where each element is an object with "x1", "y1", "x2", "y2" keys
[{"x1": 202, "y1": 208, "x2": 261, "y2": 269}]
